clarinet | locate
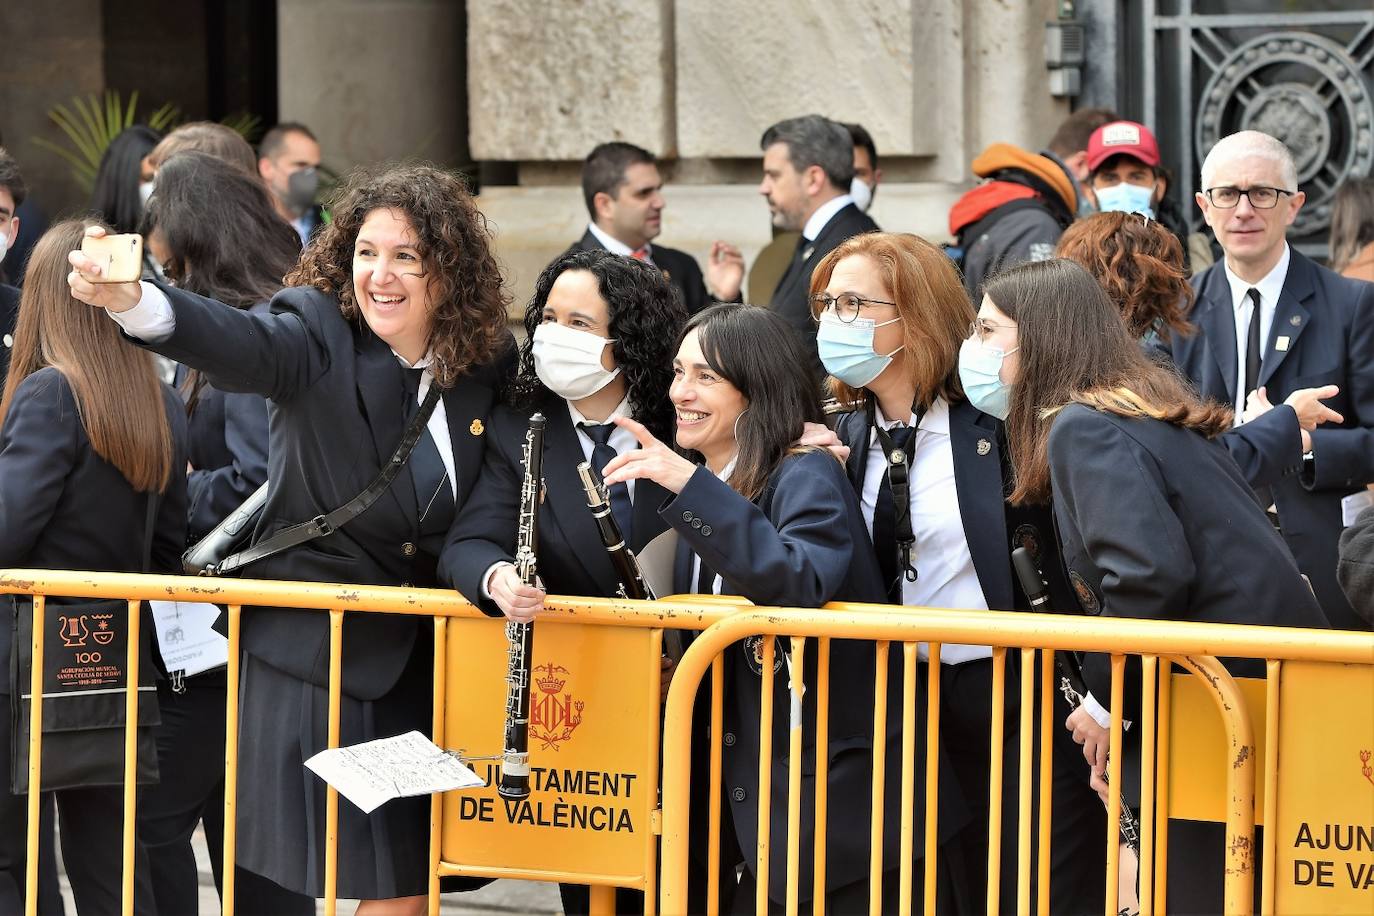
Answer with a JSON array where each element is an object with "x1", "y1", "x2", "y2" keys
[
  {"x1": 576, "y1": 461, "x2": 655, "y2": 601},
  {"x1": 1011, "y1": 548, "x2": 1142, "y2": 855},
  {"x1": 498, "y1": 412, "x2": 546, "y2": 800}
]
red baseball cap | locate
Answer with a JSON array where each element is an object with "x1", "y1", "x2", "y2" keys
[{"x1": 1086, "y1": 121, "x2": 1161, "y2": 171}]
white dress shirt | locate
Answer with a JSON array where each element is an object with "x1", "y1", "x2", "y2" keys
[
  {"x1": 860, "y1": 398, "x2": 991, "y2": 664},
  {"x1": 109, "y1": 280, "x2": 457, "y2": 495},
  {"x1": 1225, "y1": 243, "x2": 1290, "y2": 422},
  {"x1": 801, "y1": 193, "x2": 856, "y2": 244},
  {"x1": 586, "y1": 221, "x2": 651, "y2": 262}
]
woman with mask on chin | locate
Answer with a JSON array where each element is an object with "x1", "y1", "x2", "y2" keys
[
  {"x1": 68, "y1": 163, "x2": 515, "y2": 916},
  {"x1": 973, "y1": 258, "x2": 1327, "y2": 914},
  {"x1": 441, "y1": 247, "x2": 685, "y2": 916},
  {"x1": 599, "y1": 304, "x2": 900, "y2": 913},
  {"x1": 812, "y1": 232, "x2": 1106, "y2": 915}
]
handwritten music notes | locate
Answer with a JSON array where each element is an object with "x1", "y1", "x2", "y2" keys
[{"x1": 304, "y1": 730, "x2": 485, "y2": 813}]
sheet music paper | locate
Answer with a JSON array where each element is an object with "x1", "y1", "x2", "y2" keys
[
  {"x1": 305, "y1": 730, "x2": 485, "y2": 814},
  {"x1": 149, "y1": 601, "x2": 229, "y2": 677},
  {"x1": 636, "y1": 528, "x2": 679, "y2": 599}
]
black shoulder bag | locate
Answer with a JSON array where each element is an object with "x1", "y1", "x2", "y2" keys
[
  {"x1": 10, "y1": 497, "x2": 161, "y2": 793},
  {"x1": 183, "y1": 385, "x2": 441, "y2": 577}
]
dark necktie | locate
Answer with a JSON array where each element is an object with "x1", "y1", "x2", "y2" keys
[
  {"x1": 1244, "y1": 287, "x2": 1263, "y2": 397},
  {"x1": 872, "y1": 424, "x2": 919, "y2": 603},
  {"x1": 402, "y1": 368, "x2": 454, "y2": 548},
  {"x1": 581, "y1": 422, "x2": 634, "y2": 543}
]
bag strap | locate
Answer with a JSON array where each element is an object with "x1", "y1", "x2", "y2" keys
[{"x1": 212, "y1": 384, "x2": 442, "y2": 576}]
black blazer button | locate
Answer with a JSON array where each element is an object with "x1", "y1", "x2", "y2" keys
[
  {"x1": 402, "y1": 542, "x2": 417, "y2": 557},
  {"x1": 731, "y1": 786, "x2": 746, "y2": 802},
  {"x1": 701, "y1": 525, "x2": 712, "y2": 536},
  {"x1": 723, "y1": 731, "x2": 736, "y2": 747},
  {"x1": 691, "y1": 518, "x2": 702, "y2": 529},
  {"x1": 682, "y1": 511, "x2": 694, "y2": 522}
]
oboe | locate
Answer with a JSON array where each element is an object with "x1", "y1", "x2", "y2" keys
[
  {"x1": 1011, "y1": 547, "x2": 1142, "y2": 855},
  {"x1": 576, "y1": 461, "x2": 655, "y2": 601},
  {"x1": 499, "y1": 412, "x2": 545, "y2": 800}
]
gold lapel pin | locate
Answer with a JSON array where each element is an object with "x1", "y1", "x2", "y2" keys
[
  {"x1": 976, "y1": 438, "x2": 992, "y2": 456},
  {"x1": 469, "y1": 419, "x2": 484, "y2": 437}
]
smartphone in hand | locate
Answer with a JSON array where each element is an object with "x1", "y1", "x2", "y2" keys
[{"x1": 81, "y1": 234, "x2": 144, "y2": 283}]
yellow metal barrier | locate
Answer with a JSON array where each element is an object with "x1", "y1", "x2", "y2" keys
[{"x1": 3, "y1": 569, "x2": 1372, "y2": 916}]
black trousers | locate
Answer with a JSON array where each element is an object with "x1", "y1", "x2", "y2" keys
[
  {"x1": 935, "y1": 656, "x2": 1108, "y2": 916},
  {"x1": 137, "y1": 675, "x2": 314, "y2": 915},
  {"x1": 0, "y1": 691, "x2": 158, "y2": 915}
]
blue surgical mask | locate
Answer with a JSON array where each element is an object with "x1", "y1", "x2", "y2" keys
[
  {"x1": 957, "y1": 336, "x2": 1018, "y2": 420},
  {"x1": 1093, "y1": 181, "x2": 1156, "y2": 219},
  {"x1": 817, "y1": 312, "x2": 902, "y2": 388}
]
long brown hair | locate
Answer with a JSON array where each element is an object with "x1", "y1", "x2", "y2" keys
[
  {"x1": 682, "y1": 304, "x2": 827, "y2": 502},
  {"x1": 809, "y1": 232, "x2": 971, "y2": 408},
  {"x1": 987, "y1": 259, "x2": 1230, "y2": 505},
  {"x1": 0, "y1": 220, "x2": 174, "y2": 492},
  {"x1": 1055, "y1": 211, "x2": 1194, "y2": 341},
  {"x1": 1329, "y1": 177, "x2": 1374, "y2": 272},
  {"x1": 285, "y1": 162, "x2": 511, "y2": 387}
]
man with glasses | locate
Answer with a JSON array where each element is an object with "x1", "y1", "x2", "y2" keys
[{"x1": 1165, "y1": 129, "x2": 1374, "y2": 636}]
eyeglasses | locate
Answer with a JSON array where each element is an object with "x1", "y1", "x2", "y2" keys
[
  {"x1": 1203, "y1": 186, "x2": 1294, "y2": 210},
  {"x1": 810, "y1": 292, "x2": 897, "y2": 324},
  {"x1": 968, "y1": 318, "x2": 1015, "y2": 340}
]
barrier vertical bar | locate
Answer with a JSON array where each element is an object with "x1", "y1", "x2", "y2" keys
[
  {"x1": 813, "y1": 636, "x2": 831, "y2": 914},
  {"x1": 429, "y1": 617, "x2": 447, "y2": 916},
  {"x1": 784, "y1": 637, "x2": 807, "y2": 916},
  {"x1": 1261, "y1": 659, "x2": 1281, "y2": 916},
  {"x1": 756, "y1": 636, "x2": 776, "y2": 915},
  {"x1": 922, "y1": 643, "x2": 942, "y2": 914},
  {"x1": 324, "y1": 609, "x2": 344, "y2": 916},
  {"x1": 1139, "y1": 657, "x2": 1158, "y2": 914},
  {"x1": 986, "y1": 646, "x2": 1007, "y2": 915},
  {"x1": 1037, "y1": 650, "x2": 1053, "y2": 915},
  {"x1": 1017, "y1": 648, "x2": 1035, "y2": 915},
  {"x1": 1153, "y1": 662, "x2": 1171, "y2": 913},
  {"x1": 644, "y1": 632, "x2": 664, "y2": 916},
  {"x1": 1140, "y1": 655, "x2": 1158, "y2": 916},
  {"x1": 1105, "y1": 654, "x2": 1126, "y2": 916},
  {"x1": 869, "y1": 641, "x2": 890, "y2": 916},
  {"x1": 707, "y1": 656, "x2": 724, "y2": 916},
  {"x1": 122, "y1": 598, "x2": 142, "y2": 916},
  {"x1": 223, "y1": 604, "x2": 242, "y2": 916},
  {"x1": 24, "y1": 594, "x2": 46, "y2": 916},
  {"x1": 898, "y1": 642, "x2": 918, "y2": 916}
]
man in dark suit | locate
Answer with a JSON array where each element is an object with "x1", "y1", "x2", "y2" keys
[
  {"x1": 258, "y1": 122, "x2": 325, "y2": 247},
  {"x1": 1165, "y1": 129, "x2": 1374, "y2": 631},
  {"x1": 759, "y1": 114, "x2": 880, "y2": 377},
  {"x1": 563, "y1": 142, "x2": 743, "y2": 314}
]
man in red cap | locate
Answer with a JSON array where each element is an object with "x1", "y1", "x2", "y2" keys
[{"x1": 1084, "y1": 120, "x2": 1166, "y2": 217}]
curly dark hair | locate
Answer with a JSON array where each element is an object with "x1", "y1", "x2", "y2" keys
[
  {"x1": 1055, "y1": 210, "x2": 1195, "y2": 342},
  {"x1": 284, "y1": 162, "x2": 510, "y2": 387},
  {"x1": 512, "y1": 249, "x2": 686, "y2": 443}
]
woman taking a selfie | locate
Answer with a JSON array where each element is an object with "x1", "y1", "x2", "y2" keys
[
  {"x1": 0, "y1": 219, "x2": 187, "y2": 913},
  {"x1": 69, "y1": 163, "x2": 514, "y2": 915}
]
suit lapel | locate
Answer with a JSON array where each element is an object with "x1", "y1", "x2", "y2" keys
[
  {"x1": 355, "y1": 333, "x2": 415, "y2": 523},
  {"x1": 442, "y1": 374, "x2": 497, "y2": 506},
  {"x1": 840, "y1": 408, "x2": 871, "y2": 499},
  {"x1": 1197, "y1": 269, "x2": 1239, "y2": 405},
  {"x1": 948, "y1": 401, "x2": 1013, "y2": 610},
  {"x1": 1260, "y1": 253, "x2": 1314, "y2": 389},
  {"x1": 630, "y1": 479, "x2": 671, "y2": 552}
]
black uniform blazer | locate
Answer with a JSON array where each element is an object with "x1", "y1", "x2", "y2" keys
[
  {"x1": 176, "y1": 301, "x2": 272, "y2": 544},
  {"x1": 142, "y1": 284, "x2": 515, "y2": 700},
  {"x1": 663, "y1": 450, "x2": 953, "y2": 903},
  {"x1": 1048, "y1": 404, "x2": 1327, "y2": 695},
  {"x1": 1165, "y1": 250, "x2": 1374, "y2": 630},
  {"x1": 768, "y1": 203, "x2": 880, "y2": 377},
  {"x1": 0, "y1": 368, "x2": 189, "y2": 692},
  {"x1": 440, "y1": 396, "x2": 671, "y2": 613},
  {"x1": 565, "y1": 229, "x2": 718, "y2": 315},
  {"x1": 0, "y1": 283, "x2": 18, "y2": 379},
  {"x1": 835, "y1": 398, "x2": 1075, "y2": 613}
]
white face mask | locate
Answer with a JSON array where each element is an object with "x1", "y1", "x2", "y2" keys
[
  {"x1": 532, "y1": 321, "x2": 621, "y2": 401},
  {"x1": 139, "y1": 180, "x2": 155, "y2": 208},
  {"x1": 849, "y1": 176, "x2": 874, "y2": 213},
  {"x1": 0, "y1": 231, "x2": 8, "y2": 263}
]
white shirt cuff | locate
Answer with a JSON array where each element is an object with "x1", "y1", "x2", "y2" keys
[
  {"x1": 107, "y1": 281, "x2": 175, "y2": 342},
  {"x1": 1083, "y1": 691, "x2": 1132, "y2": 732}
]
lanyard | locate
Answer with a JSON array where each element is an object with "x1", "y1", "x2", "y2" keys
[{"x1": 869, "y1": 397, "x2": 928, "y2": 586}]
